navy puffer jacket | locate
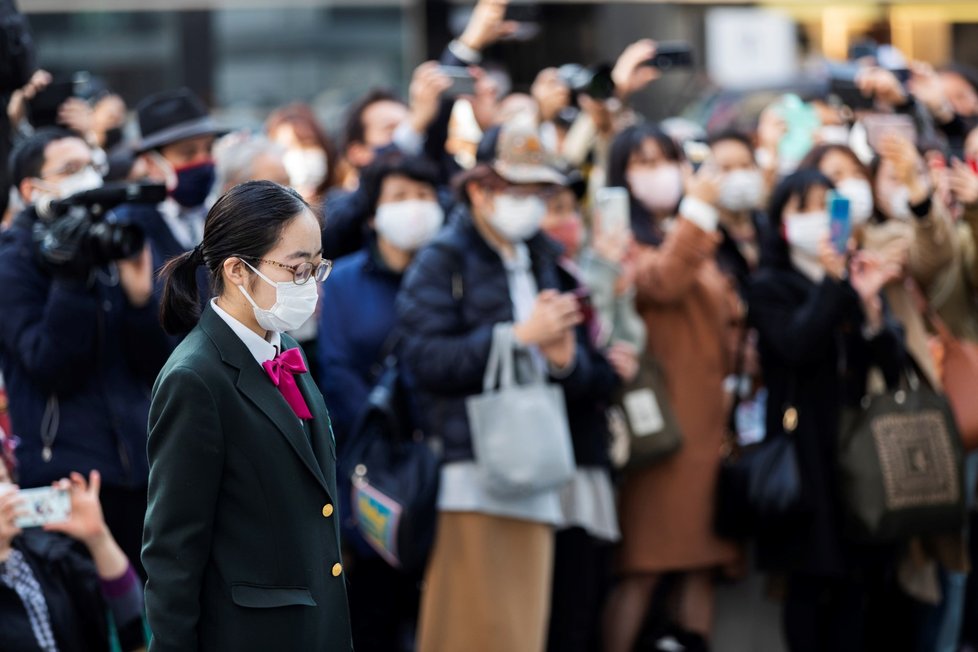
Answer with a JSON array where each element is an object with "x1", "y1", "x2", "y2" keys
[{"x1": 396, "y1": 206, "x2": 599, "y2": 463}]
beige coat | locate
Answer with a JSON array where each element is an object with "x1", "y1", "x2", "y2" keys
[
  {"x1": 860, "y1": 202, "x2": 955, "y2": 388},
  {"x1": 617, "y1": 219, "x2": 740, "y2": 573}
]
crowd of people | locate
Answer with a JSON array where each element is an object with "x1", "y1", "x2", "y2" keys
[{"x1": 3, "y1": 0, "x2": 978, "y2": 651}]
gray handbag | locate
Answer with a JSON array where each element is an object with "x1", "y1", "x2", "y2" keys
[{"x1": 466, "y1": 324, "x2": 576, "y2": 497}]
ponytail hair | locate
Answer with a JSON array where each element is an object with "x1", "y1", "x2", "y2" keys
[{"x1": 158, "y1": 180, "x2": 312, "y2": 335}]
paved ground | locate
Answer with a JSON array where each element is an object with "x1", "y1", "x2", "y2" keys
[{"x1": 714, "y1": 568, "x2": 787, "y2": 652}]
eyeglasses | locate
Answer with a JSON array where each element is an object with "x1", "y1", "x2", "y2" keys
[
  {"x1": 243, "y1": 256, "x2": 333, "y2": 285},
  {"x1": 41, "y1": 160, "x2": 107, "y2": 180}
]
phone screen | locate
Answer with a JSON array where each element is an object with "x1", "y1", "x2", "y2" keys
[
  {"x1": 439, "y1": 66, "x2": 477, "y2": 96},
  {"x1": 14, "y1": 486, "x2": 71, "y2": 528},
  {"x1": 595, "y1": 187, "x2": 630, "y2": 235},
  {"x1": 828, "y1": 191, "x2": 852, "y2": 253}
]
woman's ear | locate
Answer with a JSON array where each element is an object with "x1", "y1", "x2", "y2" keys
[{"x1": 222, "y1": 256, "x2": 246, "y2": 288}]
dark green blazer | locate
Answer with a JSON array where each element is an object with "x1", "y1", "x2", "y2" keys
[{"x1": 142, "y1": 305, "x2": 352, "y2": 652}]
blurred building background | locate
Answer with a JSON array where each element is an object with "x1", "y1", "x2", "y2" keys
[{"x1": 18, "y1": 0, "x2": 978, "y2": 131}]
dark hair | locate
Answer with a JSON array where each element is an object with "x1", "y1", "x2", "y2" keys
[
  {"x1": 607, "y1": 124, "x2": 683, "y2": 189},
  {"x1": 360, "y1": 152, "x2": 439, "y2": 216},
  {"x1": 159, "y1": 181, "x2": 312, "y2": 335},
  {"x1": 342, "y1": 89, "x2": 403, "y2": 151},
  {"x1": 707, "y1": 129, "x2": 754, "y2": 156},
  {"x1": 762, "y1": 169, "x2": 834, "y2": 268},
  {"x1": 607, "y1": 124, "x2": 683, "y2": 246},
  {"x1": 9, "y1": 127, "x2": 80, "y2": 188},
  {"x1": 797, "y1": 143, "x2": 871, "y2": 181},
  {"x1": 265, "y1": 102, "x2": 341, "y2": 199}
]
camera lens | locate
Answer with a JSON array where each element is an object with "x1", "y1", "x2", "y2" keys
[{"x1": 87, "y1": 222, "x2": 145, "y2": 264}]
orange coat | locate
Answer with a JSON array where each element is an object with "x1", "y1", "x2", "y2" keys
[{"x1": 618, "y1": 219, "x2": 740, "y2": 573}]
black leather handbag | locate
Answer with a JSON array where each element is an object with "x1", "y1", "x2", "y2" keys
[
  {"x1": 714, "y1": 386, "x2": 805, "y2": 540},
  {"x1": 838, "y1": 366, "x2": 966, "y2": 543},
  {"x1": 341, "y1": 355, "x2": 439, "y2": 573}
]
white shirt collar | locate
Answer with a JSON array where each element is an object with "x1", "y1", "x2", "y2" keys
[
  {"x1": 159, "y1": 198, "x2": 206, "y2": 250},
  {"x1": 210, "y1": 299, "x2": 281, "y2": 365}
]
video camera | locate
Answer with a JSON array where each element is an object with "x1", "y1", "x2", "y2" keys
[{"x1": 32, "y1": 182, "x2": 166, "y2": 275}]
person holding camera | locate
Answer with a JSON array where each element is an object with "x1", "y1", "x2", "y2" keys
[{"x1": 0, "y1": 128, "x2": 171, "y2": 578}]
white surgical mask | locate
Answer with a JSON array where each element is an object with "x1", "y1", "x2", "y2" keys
[
  {"x1": 238, "y1": 261, "x2": 319, "y2": 333},
  {"x1": 785, "y1": 210, "x2": 830, "y2": 282},
  {"x1": 375, "y1": 199, "x2": 444, "y2": 252},
  {"x1": 785, "y1": 210, "x2": 829, "y2": 257},
  {"x1": 718, "y1": 169, "x2": 765, "y2": 212},
  {"x1": 40, "y1": 166, "x2": 103, "y2": 201},
  {"x1": 835, "y1": 178, "x2": 874, "y2": 225},
  {"x1": 887, "y1": 186, "x2": 914, "y2": 221},
  {"x1": 627, "y1": 165, "x2": 683, "y2": 214},
  {"x1": 490, "y1": 193, "x2": 546, "y2": 242},
  {"x1": 283, "y1": 149, "x2": 328, "y2": 189}
]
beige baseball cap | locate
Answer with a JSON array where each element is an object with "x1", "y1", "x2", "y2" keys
[{"x1": 489, "y1": 118, "x2": 567, "y2": 186}]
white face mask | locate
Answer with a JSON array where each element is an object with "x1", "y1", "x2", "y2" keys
[
  {"x1": 39, "y1": 166, "x2": 103, "y2": 201},
  {"x1": 835, "y1": 178, "x2": 874, "y2": 225},
  {"x1": 784, "y1": 210, "x2": 829, "y2": 258},
  {"x1": 489, "y1": 193, "x2": 546, "y2": 242},
  {"x1": 886, "y1": 186, "x2": 914, "y2": 221},
  {"x1": 283, "y1": 149, "x2": 328, "y2": 189},
  {"x1": 718, "y1": 169, "x2": 765, "y2": 212},
  {"x1": 375, "y1": 199, "x2": 444, "y2": 252},
  {"x1": 238, "y1": 261, "x2": 319, "y2": 333},
  {"x1": 627, "y1": 165, "x2": 683, "y2": 214}
]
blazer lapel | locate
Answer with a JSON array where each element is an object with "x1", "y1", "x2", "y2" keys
[
  {"x1": 199, "y1": 307, "x2": 330, "y2": 494},
  {"x1": 294, "y1": 365, "x2": 337, "y2": 490}
]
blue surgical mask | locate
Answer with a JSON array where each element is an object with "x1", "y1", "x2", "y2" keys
[{"x1": 171, "y1": 160, "x2": 216, "y2": 208}]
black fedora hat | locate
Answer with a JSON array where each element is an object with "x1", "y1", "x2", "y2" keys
[{"x1": 135, "y1": 88, "x2": 226, "y2": 153}]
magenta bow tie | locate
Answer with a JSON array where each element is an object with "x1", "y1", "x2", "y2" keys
[{"x1": 262, "y1": 348, "x2": 313, "y2": 420}]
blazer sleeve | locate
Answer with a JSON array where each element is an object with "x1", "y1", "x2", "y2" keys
[
  {"x1": 633, "y1": 218, "x2": 717, "y2": 306},
  {"x1": 396, "y1": 244, "x2": 494, "y2": 395},
  {"x1": 143, "y1": 365, "x2": 224, "y2": 652}
]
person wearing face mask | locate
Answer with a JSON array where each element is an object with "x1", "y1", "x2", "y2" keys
[
  {"x1": 266, "y1": 103, "x2": 339, "y2": 207},
  {"x1": 749, "y1": 170, "x2": 906, "y2": 651},
  {"x1": 0, "y1": 129, "x2": 170, "y2": 581},
  {"x1": 144, "y1": 181, "x2": 350, "y2": 652},
  {"x1": 708, "y1": 130, "x2": 772, "y2": 293},
  {"x1": 316, "y1": 154, "x2": 442, "y2": 652},
  {"x1": 603, "y1": 124, "x2": 742, "y2": 652},
  {"x1": 397, "y1": 119, "x2": 588, "y2": 652},
  {"x1": 112, "y1": 88, "x2": 225, "y2": 284}
]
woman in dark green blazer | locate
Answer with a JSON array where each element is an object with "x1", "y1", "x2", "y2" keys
[{"x1": 142, "y1": 181, "x2": 352, "y2": 651}]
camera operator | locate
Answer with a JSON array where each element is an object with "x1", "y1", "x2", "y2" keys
[{"x1": 0, "y1": 128, "x2": 172, "y2": 578}]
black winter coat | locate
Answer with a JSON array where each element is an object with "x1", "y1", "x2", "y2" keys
[
  {"x1": 396, "y1": 208, "x2": 603, "y2": 463},
  {"x1": 748, "y1": 264, "x2": 904, "y2": 576}
]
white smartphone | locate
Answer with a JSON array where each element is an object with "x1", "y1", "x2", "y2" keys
[
  {"x1": 595, "y1": 187, "x2": 631, "y2": 236},
  {"x1": 15, "y1": 486, "x2": 71, "y2": 528}
]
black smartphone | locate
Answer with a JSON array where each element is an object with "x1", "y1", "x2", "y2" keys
[
  {"x1": 829, "y1": 77, "x2": 875, "y2": 111},
  {"x1": 28, "y1": 71, "x2": 94, "y2": 128},
  {"x1": 439, "y1": 66, "x2": 477, "y2": 97},
  {"x1": 642, "y1": 41, "x2": 694, "y2": 71}
]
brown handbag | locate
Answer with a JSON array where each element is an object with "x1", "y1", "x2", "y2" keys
[
  {"x1": 908, "y1": 279, "x2": 978, "y2": 451},
  {"x1": 926, "y1": 312, "x2": 978, "y2": 451}
]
